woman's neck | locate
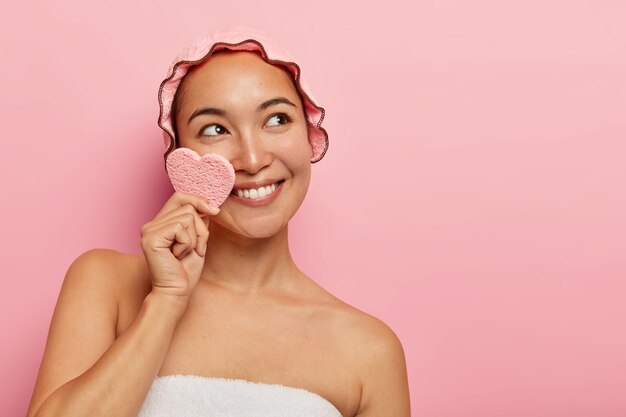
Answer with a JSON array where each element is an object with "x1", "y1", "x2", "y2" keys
[{"x1": 200, "y1": 223, "x2": 299, "y2": 293}]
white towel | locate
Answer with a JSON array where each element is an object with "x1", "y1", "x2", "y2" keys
[{"x1": 137, "y1": 375, "x2": 343, "y2": 417}]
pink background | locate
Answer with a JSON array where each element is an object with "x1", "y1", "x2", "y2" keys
[{"x1": 2, "y1": 1, "x2": 625, "y2": 416}]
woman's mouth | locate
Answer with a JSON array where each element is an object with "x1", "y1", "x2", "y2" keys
[{"x1": 230, "y1": 180, "x2": 285, "y2": 205}]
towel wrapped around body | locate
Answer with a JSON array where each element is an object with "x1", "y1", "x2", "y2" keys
[{"x1": 137, "y1": 375, "x2": 343, "y2": 417}]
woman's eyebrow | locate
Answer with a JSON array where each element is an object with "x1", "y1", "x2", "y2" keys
[
  {"x1": 187, "y1": 97, "x2": 297, "y2": 125},
  {"x1": 257, "y1": 97, "x2": 297, "y2": 112},
  {"x1": 187, "y1": 107, "x2": 227, "y2": 125}
]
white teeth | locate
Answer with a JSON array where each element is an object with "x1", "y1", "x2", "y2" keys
[{"x1": 235, "y1": 182, "x2": 280, "y2": 200}]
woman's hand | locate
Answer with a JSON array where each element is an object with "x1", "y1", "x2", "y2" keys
[{"x1": 140, "y1": 192, "x2": 220, "y2": 300}]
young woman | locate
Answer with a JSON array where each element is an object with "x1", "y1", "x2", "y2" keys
[{"x1": 27, "y1": 27, "x2": 410, "y2": 417}]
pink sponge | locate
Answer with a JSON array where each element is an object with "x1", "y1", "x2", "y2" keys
[{"x1": 166, "y1": 148, "x2": 235, "y2": 207}]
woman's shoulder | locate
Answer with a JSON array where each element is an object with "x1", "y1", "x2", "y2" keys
[
  {"x1": 318, "y1": 294, "x2": 409, "y2": 413},
  {"x1": 69, "y1": 247, "x2": 146, "y2": 270},
  {"x1": 64, "y1": 248, "x2": 152, "y2": 301},
  {"x1": 307, "y1": 283, "x2": 405, "y2": 358},
  {"x1": 331, "y1": 299, "x2": 404, "y2": 353}
]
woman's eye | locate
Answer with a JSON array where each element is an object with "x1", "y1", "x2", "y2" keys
[
  {"x1": 265, "y1": 113, "x2": 291, "y2": 127},
  {"x1": 200, "y1": 124, "x2": 228, "y2": 136}
]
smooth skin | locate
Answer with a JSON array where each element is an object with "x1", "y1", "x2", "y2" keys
[{"x1": 27, "y1": 51, "x2": 410, "y2": 417}]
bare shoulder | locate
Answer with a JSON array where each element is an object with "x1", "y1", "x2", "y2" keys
[
  {"x1": 325, "y1": 298, "x2": 406, "y2": 364},
  {"x1": 343, "y1": 306, "x2": 410, "y2": 416},
  {"x1": 313, "y1": 292, "x2": 411, "y2": 416},
  {"x1": 298, "y1": 278, "x2": 402, "y2": 348},
  {"x1": 64, "y1": 248, "x2": 150, "y2": 298},
  {"x1": 60, "y1": 248, "x2": 153, "y2": 336},
  {"x1": 26, "y1": 248, "x2": 150, "y2": 417},
  {"x1": 301, "y1": 280, "x2": 401, "y2": 348}
]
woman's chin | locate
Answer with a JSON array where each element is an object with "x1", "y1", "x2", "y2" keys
[
  {"x1": 235, "y1": 222, "x2": 287, "y2": 239},
  {"x1": 211, "y1": 217, "x2": 288, "y2": 240}
]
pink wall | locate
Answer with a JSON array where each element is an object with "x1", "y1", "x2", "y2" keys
[{"x1": 2, "y1": 1, "x2": 625, "y2": 415}]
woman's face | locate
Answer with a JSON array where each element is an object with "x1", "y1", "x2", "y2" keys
[{"x1": 175, "y1": 51, "x2": 312, "y2": 239}]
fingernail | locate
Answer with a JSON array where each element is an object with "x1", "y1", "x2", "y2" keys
[{"x1": 203, "y1": 201, "x2": 220, "y2": 213}]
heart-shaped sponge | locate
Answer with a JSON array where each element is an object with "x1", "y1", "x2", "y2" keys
[{"x1": 166, "y1": 148, "x2": 235, "y2": 207}]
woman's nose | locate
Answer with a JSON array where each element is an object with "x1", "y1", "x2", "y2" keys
[{"x1": 230, "y1": 132, "x2": 272, "y2": 174}]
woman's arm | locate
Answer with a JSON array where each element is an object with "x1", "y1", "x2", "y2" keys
[
  {"x1": 26, "y1": 249, "x2": 189, "y2": 417},
  {"x1": 28, "y1": 192, "x2": 216, "y2": 417}
]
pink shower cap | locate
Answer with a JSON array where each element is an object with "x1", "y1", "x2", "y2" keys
[{"x1": 158, "y1": 27, "x2": 329, "y2": 168}]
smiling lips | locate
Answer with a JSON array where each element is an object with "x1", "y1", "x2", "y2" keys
[{"x1": 230, "y1": 180, "x2": 284, "y2": 206}]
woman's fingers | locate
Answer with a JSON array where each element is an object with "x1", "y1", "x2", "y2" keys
[
  {"x1": 144, "y1": 213, "x2": 196, "y2": 257},
  {"x1": 171, "y1": 222, "x2": 193, "y2": 258},
  {"x1": 147, "y1": 205, "x2": 211, "y2": 258},
  {"x1": 140, "y1": 192, "x2": 221, "y2": 298},
  {"x1": 193, "y1": 211, "x2": 209, "y2": 257}
]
